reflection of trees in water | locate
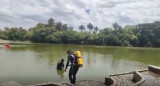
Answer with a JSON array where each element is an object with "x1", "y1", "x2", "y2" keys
[
  {"x1": 27, "y1": 44, "x2": 88, "y2": 66},
  {"x1": 8, "y1": 44, "x2": 86, "y2": 66},
  {"x1": 7, "y1": 44, "x2": 160, "y2": 66},
  {"x1": 9, "y1": 44, "x2": 68, "y2": 66},
  {"x1": 82, "y1": 46, "x2": 160, "y2": 66},
  {"x1": 57, "y1": 70, "x2": 64, "y2": 79}
]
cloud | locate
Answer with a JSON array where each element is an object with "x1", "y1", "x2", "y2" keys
[
  {"x1": 0, "y1": 0, "x2": 160, "y2": 30},
  {"x1": 85, "y1": 9, "x2": 91, "y2": 14}
]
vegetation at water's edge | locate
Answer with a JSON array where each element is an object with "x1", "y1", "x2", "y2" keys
[{"x1": 0, "y1": 18, "x2": 160, "y2": 47}]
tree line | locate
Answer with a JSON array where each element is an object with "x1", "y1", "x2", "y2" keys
[{"x1": 0, "y1": 18, "x2": 160, "y2": 47}]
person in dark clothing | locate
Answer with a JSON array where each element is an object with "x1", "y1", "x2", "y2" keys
[
  {"x1": 57, "y1": 59, "x2": 64, "y2": 70},
  {"x1": 65, "y1": 50, "x2": 79, "y2": 85}
]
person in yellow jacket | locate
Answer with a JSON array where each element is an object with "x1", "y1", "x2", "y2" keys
[{"x1": 65, "y1": 50, "x2": 79, "y2": 85}]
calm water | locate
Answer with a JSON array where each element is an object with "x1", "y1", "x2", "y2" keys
[{"x1": 0, "y1": 44, "x2": 160, "y2": 85}]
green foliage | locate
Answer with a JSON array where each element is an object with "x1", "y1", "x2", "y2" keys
[
  {"x1": 87, "y1": 23, "x2": 94, "y2": 33},
  {"x1": 1, "y1": 18, "x2": 160, "y2": 47},
  {"x1": 94, "y1": 26, "x2": 99, "y2": 34},
  {"x1": 30, "y1": 24, "x2": 56, "y2": 43},
  {"x1": 48, "y1": 18, "x2": 55, "y2": 27},
  {"x1": 106, "y1": 34, "x2": 122, "y2": 46},
  {"x1": 79, "y1": 25, "x2": 85, "y2": 33},
  {"x1": 0, "y1": 30, "x2": 3, "y2": 39},
  {"x1": 56, "y1": 22, "x2": 63, "y2": 31},
  {"x1": 1, "y1": 27, "x2": 27, "y2": 41}
]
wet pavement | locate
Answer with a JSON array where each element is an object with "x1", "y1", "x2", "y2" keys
[
  {"x1": 108, "y1": 70, "x2": 160, "y2": 86},
  {"x1": 110, "y1": 73, "x2": 135, "y2": 86},
  {"x1": 141, "y1": 71, "x2": 160, "y2": 86}
]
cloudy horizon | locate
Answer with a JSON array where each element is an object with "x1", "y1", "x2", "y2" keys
[{"x1": 0, "y1": 0, "x2": 160, "y2": 30}]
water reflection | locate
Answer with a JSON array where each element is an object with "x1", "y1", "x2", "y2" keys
[
  {"x1": 7, "y1": 44, "x2": 160, "y2": 66},
  {"x1": 4, "y1": 46, "x2": 10, "y2": 49},
  {"x1": 1, "y1": 44, "x2": 160, "y2": 85},
  {"x1": 56, "y1": 70, "x2": 64, "y2": 79}
]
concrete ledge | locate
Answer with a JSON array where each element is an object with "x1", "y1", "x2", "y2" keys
[
  {"x1": 132, "y1": 71, "x2": 145, "y2": 86},
  {"x1": 109, "y1": 69, "x2": 147, "y2": 77},
  {"x1": 148, "y1": 65, "x2": 160, "y2": 74}
]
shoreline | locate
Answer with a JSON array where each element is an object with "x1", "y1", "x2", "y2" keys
[
  {"x1": 1, "y1": 39, "x2": 160, "y2": 49},
  {"x1": 0, "y1": 66, "x2": 160, "y2": 86}
]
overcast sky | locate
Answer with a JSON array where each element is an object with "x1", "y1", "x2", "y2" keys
[{"x1": 0, "y1": 0, "x2": 160, "y2": 30}]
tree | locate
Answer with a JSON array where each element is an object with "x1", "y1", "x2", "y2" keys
[
  {"x1": 79, "y1": 25, "x2": 85, "y2": 33},
  {"x1": 106, "y1": 34, "x2": 122, "y2": 46},
  {"x1": 113, "y1": 23, "x2": 119, "y2": 31},
  {"x1": 48, "y1": 18, "x2": 55, "y2": 27},
  {"x1": 2, "y1": 27, "x2": 10, "y2": 40},
  {"x1": 94, "y1": 26, "x2": 99, "y2": 34},
  {"x1": 87, "y1": 23, "x2": 94, "y2": 33},
  {"x1": 56, "y1": 22, "x2": 62, "y2": 31},
  {"x1": 136, "y1": 24, "x2": 154, "y2": 47},
  {"x1": 19, "y1": 27, "x2": 27, "y2": 41},
  {"x1": 7, "y1": 27, "x2": 27, "y2": 41},
  {"x1": 112, "y1": 23, "x2": 122, "y2": 33},
  {"x1": 1, "y1": 18, "x2": 160, "y2": 47},
  {"x1": 62, "y1": 24, "x2": 68, "y2": 31},
  {"x1": 0, "y1": 29, "x2": 3, "y2": 39},
  {"x1": 99, "y1": 28, "x2": 112, "y2": 35},
  {"x1": 61, "y1": 30, "x2": 78, "y2": 44}
]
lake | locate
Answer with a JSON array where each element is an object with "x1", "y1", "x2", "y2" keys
[{"x1": 0, "y1": 44, "x2": 160, "y2": 85}]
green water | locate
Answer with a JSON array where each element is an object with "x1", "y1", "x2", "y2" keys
[{"x1": 0, "y1": 44, "x2": 160, "y2": 85}]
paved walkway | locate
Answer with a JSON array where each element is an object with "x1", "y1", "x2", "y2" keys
[
  {"x1": 108, "y1": 70, "x2": 160, "y2": 86},
  {"x1": 110, "y1": 73, "x2": 135, "y2": 86},
  {"x1": 141, "y1": 71, "x2": 160, "y2": 86}
]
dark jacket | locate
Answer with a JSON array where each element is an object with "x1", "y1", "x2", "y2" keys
[
  {"x1": 57, "y1": 61, "x2": 64, "y2": 70},
  {"x1": 65, "y1": 53, "x2": 77, "y2": 69}
]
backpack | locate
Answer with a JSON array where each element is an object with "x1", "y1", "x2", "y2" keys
[{"x1": 74, "y1": 50, "x2": 83, "y2": 67}]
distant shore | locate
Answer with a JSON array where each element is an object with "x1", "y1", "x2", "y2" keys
[
  {"x1": 1, "y1": 39, "x2": 160, "y2": 49},
  {"x1": 0, "y1": 39, "x2": 11, "y2": 43},
  {"x1": 0, "y1": 39, "x2": 35, "y2": 45}
]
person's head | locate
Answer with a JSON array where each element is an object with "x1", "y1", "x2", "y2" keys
[
  {"x1": 66, "y1": 50, "x2": 74, "y2": 54},
  {"x1": 60, "y1": 59, "x2": 64, "y2": 63}
]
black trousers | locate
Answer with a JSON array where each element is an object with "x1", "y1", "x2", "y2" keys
[{"x1": 69, "y1": 65, "x2": 79, "y2": 84}]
